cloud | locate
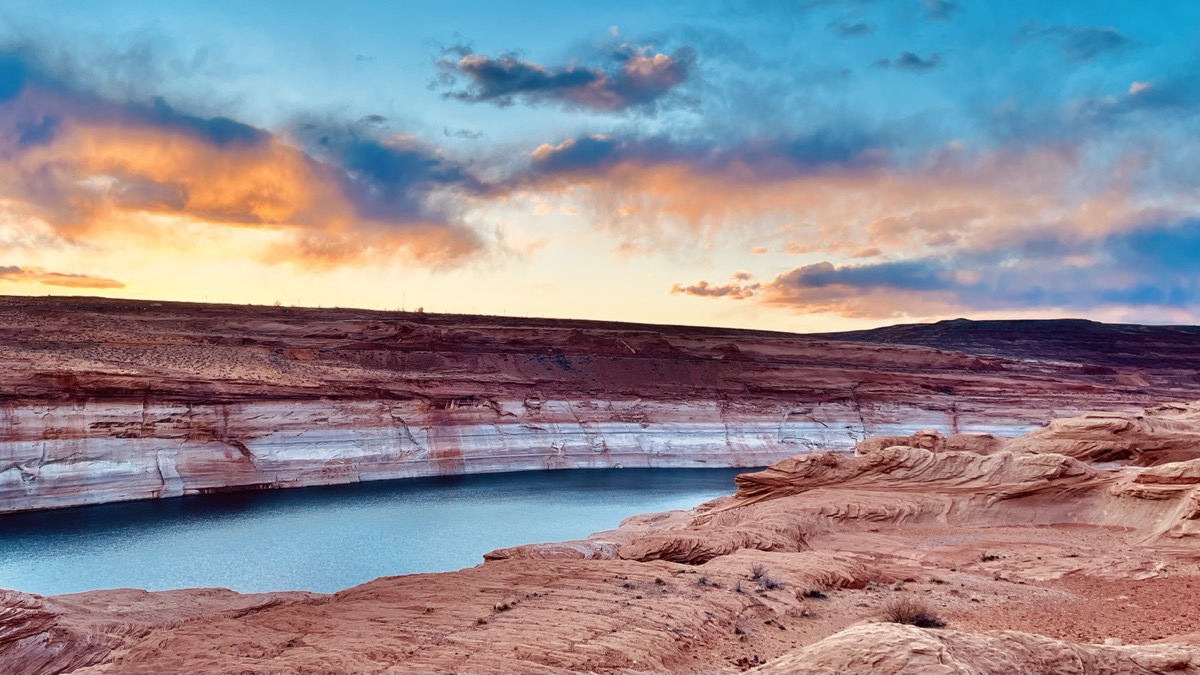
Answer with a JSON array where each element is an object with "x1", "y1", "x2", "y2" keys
[
  {"x1": 670, "y1": 278, "x2": 760, "y2": 299},
  {"x1": 0, "y1": 47, "x2": 491, "y2": 266},
  {"x1": 829, "y1": 20, "x2": 874, "y2": 38},
  {"x1": 739, "y1": 218, "x2": 1200, "y2": 318},
  {"x1": 875, "y1": 51, "x2": 943, "y2": 72},
  {"x1": 0, "y1": 264, "x2": 123, "y2": 288},
  {"x1": 1019, "y1": 23, "x2": 1130, "y2": 62},
  {"x1": 514, "y1": 131, "x2": 1114, "y2": 258},
  {"x1": 444, "y1": 127, "x2": 484, "y2": 139},
  {"x1": 434, "y1": 42, "x2": 695, "y2": 112},
  {"x1": 920, "y1": 0, "x2": 959, "y2": 21},
  {"x1": 526, "y1": 128, "x2": 887, "y2": 181}
]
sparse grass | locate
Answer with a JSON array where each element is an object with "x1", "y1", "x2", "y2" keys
[{"x1": 880, "y1": 596, "x2": 945, "y2": 629}]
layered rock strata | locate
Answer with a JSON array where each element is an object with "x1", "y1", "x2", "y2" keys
[
  {"x1": 5, "y1": 405, "x2": 1200, "y2": 674},
  {"x1": 4, "y1": 296, "x2": 1200, "y2": 512}
]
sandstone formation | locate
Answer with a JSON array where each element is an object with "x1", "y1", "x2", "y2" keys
[
  {"x1": 4, "y1": 296, "x2": 1200, "y2": 513},
  {"x1": 751, "y1": 623, "x2": 1200, "y2": 674},
  {"x1": 1004, "y1": 402, "x2": 1200, "y2": 466},
  {"x1": 8, "y1": 405, "x2": 1199, "y2": 674}
]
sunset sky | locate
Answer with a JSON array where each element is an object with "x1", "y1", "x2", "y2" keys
[{"x1": 0, "y1": 1, "x2": 1196, "y2": 332}]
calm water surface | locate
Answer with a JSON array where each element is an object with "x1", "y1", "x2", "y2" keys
[{"x1": 0, "y1": 468, "x2": 749, "y2": 595}]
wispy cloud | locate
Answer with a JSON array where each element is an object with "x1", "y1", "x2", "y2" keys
[
  {"x1": 829, "y1": 20, "x2": 874, "y2": 38},
  {"x1": 0, "y1": 264, "x2": 123, "y2": 288},
  {"x1": 920, "y1": 0, "x2": 959, "y2": 22},
  {"x1": 874, "y1": 51, "x2": 943, "y2": 72},
  {"x1": 1019, "y1": 23, "x2": 1130, "y2": 62}
]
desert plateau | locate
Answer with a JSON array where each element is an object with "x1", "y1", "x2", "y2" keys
[{"x1": 2, "y1": 297, "x2": 1200, "y2": 674}]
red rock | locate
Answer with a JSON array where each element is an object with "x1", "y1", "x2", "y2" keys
[{"x1": 6, "y1": 298, "x2": 1200, "y2": 513}]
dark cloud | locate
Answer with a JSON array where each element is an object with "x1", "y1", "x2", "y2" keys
[
  {"x1": 143, "y1": 97, "x2": 269, "y2": 147},
  {"x1": 292, "y1": 120, "x2": 489, "y2": 225},
  {"x1": 774, "y1": 259, "x2": 952, "y2": 292},
  {"x1": 920, "y1": 0, "x2": 959, "y2": 21},
  {"x1": 525, "y1": 128, "x2": 888, "y2": 182},
  {"x1": 749, "y1": 219, "x2": 1200, "y2": 317},
  {"x1": 0, "y1": 265, "x2": 124, "y2": 288},
  {"x1": 830, "y1": 20, "x2": 874, "y2": 38},
  {"x1": 875, "y1": 51, "x2": 943, "y2": 72},
  {"x1": 356, "y1": 114, "x2": 388, "y2": 127},
  {"x1": 434, "y1": 43, "x2": 696, "y2": 112},
  {"x1": 1051, "y1": 70, "x2": 1200, "y2": 144},
  {"x1": 444, "y1": 127, "x2": 484, "y2": 140},
  {"x1": 1019, "y1": 23, "x2": 1130, "y2": 62}
]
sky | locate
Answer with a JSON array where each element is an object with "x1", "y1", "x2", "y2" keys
[{"x1": 0, "y1": 1, "x2": 1197, "y2": 332}]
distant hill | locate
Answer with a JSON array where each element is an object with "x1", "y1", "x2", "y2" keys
[{"x1": 823, "y1": 318, "x2": 1200, "y2": 371}]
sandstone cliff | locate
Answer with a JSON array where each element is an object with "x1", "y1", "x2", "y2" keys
[{"x1": 3, "y1": 296, "x2": 1200, "y2": 512}]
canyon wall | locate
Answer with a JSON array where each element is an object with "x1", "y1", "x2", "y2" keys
[
  {"x1": 0, "y1": 398, "x2": 1032, "y2": 513},
  {"x1": 2, "y1": 296, "x2": 1198, "y2": 513}
]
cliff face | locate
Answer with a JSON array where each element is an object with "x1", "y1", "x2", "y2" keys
[{"x1": 2, "y1": 296, "x2": 1199, "y2": 513}]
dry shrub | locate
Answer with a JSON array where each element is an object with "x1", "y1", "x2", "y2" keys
[{"x1": 881, "y1": 596, "x2": 945, "y2": 628}]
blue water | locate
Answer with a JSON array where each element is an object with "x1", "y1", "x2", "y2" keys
[{"x1": 0, "y1": 468, "x2": 749, "y2": 595}]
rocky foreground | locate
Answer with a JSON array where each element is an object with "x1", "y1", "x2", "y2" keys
[
  {"x1": 5, "y1": 403, "x2": 1200, "y2": 674},
  {"x1": 5, "y1": 296, "x2": 1200, "y2": 513}
]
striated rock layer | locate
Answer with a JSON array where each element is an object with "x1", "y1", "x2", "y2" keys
[
  {"x1": 4, "y1": 296, "x2": 1200, "y2": 512},
  {"x1": 5, "y1": 405, "x2": 1200, "y2": 674}
]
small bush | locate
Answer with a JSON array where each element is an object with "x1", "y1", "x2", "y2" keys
[
  {"x1": 749, "y1": 563, "x2": 767, "y2": 580},
  {"x1": 757, "y1": 573, "x2": 785, "y2": 591},
  {"x1": 881, "y1": 596, "x2": 945, "y2": 629}
]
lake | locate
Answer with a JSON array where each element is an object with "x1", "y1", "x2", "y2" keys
[{"x1": 0, "y1": 468, "x2": 750, "y2": 595}]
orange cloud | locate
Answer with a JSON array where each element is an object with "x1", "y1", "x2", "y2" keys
[
  {"x1": 0, "y1": 264, "x2": 123, "y2": 288},
  {"x1": 518, "y1": 141, "x2": 1166, "y2": 262},
  {"x1": 0, "y1": 84, "x2": 486, "y2": 267}
]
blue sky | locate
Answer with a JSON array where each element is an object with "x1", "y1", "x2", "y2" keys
[{"x1": 0, "y1": 1, "x2": 1195, "y2": 330}]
